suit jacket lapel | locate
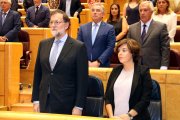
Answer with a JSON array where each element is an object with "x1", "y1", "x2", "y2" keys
[
  {"x1": 54, "y1": 36, "x2": 73, "y2": 70},
  {"x1": 47, "y1": 38, "x2": 54, "y2": 71},
  {"x1": 136, "y1": 22, "x2": 142, "y2": 44},
  {"x1": 2, "y1": 10, "x2": 11, "y2": 27},
  {"x1": 93, "y1": 22, "x2": 104, "y2": 46},
  {"x1": 0, "y1": 12, "x2": 2, "y2": 28},
  {"x1": 88, "y1": 22, "x2": 93, "y2": 47},
  {"x1": 110, "y1": 66, "x2": 123, "y2": 89},
  {"x1": 130, "y1": 64, "x2": 140, "y2": 97}
]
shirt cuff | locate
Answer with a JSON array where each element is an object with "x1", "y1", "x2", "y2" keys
[
  {"x1": 160, "y1": 66, "x2": 168, "y2": 70},
  {"x1": 75, "y1": 106, "x2": 83, "y2": 111},
  {"x1": 33, "y1": 101, "x2": 39, "y2": 104}
]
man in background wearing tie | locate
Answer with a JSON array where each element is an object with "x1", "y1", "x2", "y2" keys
[
  {"x1": 127, "y1": 1, "x2": 170, "y2": 69},
  {"x1": 77, "y1": 3, "x2": 115, "y2": 67},
  {"x1": 32, "y1": 10, "x2": 88, "y2": 114},
  {"x1": 25, "y1": 0, "x2": 50, "y2": 27},
  {"x1": 0, "y1": 0, "x2": 21, "y2": 42}
]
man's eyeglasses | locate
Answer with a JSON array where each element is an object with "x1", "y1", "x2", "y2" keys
[{"x1": 49, "y1": 20, "x2": 64, "y2": 25}]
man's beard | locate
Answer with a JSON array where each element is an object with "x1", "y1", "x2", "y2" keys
[{"x1": 51, "y1": 29, "x2": 65, "y2": 38}]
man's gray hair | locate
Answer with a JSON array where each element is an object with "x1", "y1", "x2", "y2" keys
[
  {"x1": 91, "y1": 2, "x2": 105, "y2": 13},
  {"x1": 1, "y1": 0, "x2": 12, "y2": 4},
  {"x1": 139, "y1": 1, "x2": 154, "y2": 12}
]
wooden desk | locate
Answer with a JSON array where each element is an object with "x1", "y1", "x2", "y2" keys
[
  {"x1": 0, "y1": 43, "x2": 22, "y2": 107},
  {"x1": 0, "y1": 111, "x2": 116, "y2": 120}
]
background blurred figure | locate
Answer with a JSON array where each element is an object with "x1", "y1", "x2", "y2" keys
[
  {"x1": 25, "y1": 0, "x2": 50, "y2": 27},
  {"x1": 23, "y1": 0, "x2": 46, "y2": 11},
  {"x1": 58, "y1": 0, "x2": 82, "y2": 22},
  {"x1": 48, "y1": 0, "x2": 59, "y2": 9},
  {"x1": 146, "y1": 0, "x2": 157, "y2": 6},
  {"x1": 87, "y1": 0, "x2": 104, "y2": 8},
  {"x1": 32, "y1": 10, "x2": 88, "y2": 114},
  {"x1": 127, "y1": 1, "x2": 170, "y2": 69},
  {"x1": 152, "y1": 0, "x2": 177, "y2": 42},
  {"x1": 23, "y1": 0, "x2": 34, "y2": 11},
  {"x1": 77, "y1": 3, "x2": 115, "y2": 67},
  {"x1": 0, "y1": 0, "x2": 21, "y2": 42},
  {"x1": 107, "y1": 3, "x2": 128, "y2": 42},
  {"x1": 105, "y1": 39, "x2": 152, "y2": 120},
  {"x1": 11, "y1": 0, "x2": 18, "y2": 11},
  {"x1": 123, "y1": 0, "x2": 141, "y2": 25}
]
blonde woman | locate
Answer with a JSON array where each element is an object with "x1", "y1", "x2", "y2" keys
[
  {"x1": 123, "y1": 0, "x2": 141, "y2": 25},
  {"x1": 152, "y1": 0, "x2": 177, "y2": 42}
]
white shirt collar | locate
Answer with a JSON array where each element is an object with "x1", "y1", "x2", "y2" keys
[
  {"x1": 1, "y1": 9, "x2": 10, "y2": 14},
  {"x1": 140, "y1": 18, "x2": 152, "y2": 28},
  {"x1": 54, "y1": 33, "x2": 68, "y2": 43},
  {"x1": 92, "y1": 21, "x2": 101, "y2": 27}
]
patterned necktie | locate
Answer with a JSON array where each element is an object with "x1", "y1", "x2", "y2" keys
[
  {"x1": 141, "y1": 24, "x2": 146, "y2": 42},
  {"x1": 50, "y1": 40, "x2": 61, "y2": 70},
  {"x1": 2, "y1": 13, "x2": 6, "y2": 25},
  {"x1": 92, "y1": 24, "x2": 98, "y2": 45}
]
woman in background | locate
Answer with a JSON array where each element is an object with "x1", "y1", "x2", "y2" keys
[
  {"x1": 107, "y1": 3, "x2": 128, "y2": 42},
  {"x1": 152, "y1": 0, "x2": 177, "y2": 42},
  {"x1": 123, "y1": 0, "x2": 141, "y2": 25},
  {"x1": 105, "y1": 39, "x2": 152, "y2": 120},
  {"x1": 107, "y1": 3, "x2": 128, "y2": 66}
]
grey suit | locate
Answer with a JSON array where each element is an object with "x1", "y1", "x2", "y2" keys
[
  {"x1": 0, "y1": 10, "x2": 21, "y2": 42},
  {"x1": 127, "y1": 20, "x2": 170, "y2": 69},
  {"x1": 25, "y1": 5, "x2": 50, "y2": 27}
]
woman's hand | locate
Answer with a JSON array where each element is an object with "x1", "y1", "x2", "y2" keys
[{"x1": 119, "y1": 114, "x2": 131, "y2": 120}]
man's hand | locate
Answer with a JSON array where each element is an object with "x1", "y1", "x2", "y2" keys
[
  {"x1": 0, "y1": 36, "x2": 7, "y2": 42},
  {"x1": 72, "y1": 107, "x2": 82, "y2": 116},
  {"x1": 33, "y1": 25, "x2": 38, "y2": 28},
  {"x1": 33, "y1": 103, "x2": 40, "y2": 112},
  {"x1": 88, "y1": 61, "x2": 100, "y2": 67}
]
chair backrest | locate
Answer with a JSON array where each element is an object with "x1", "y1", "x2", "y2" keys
[
  {"x1": 18, "y1": 30, "x2": 31, "y2": 69},
  {"x1": 18, "y1": 30, "x2": 30, "y2": 54},
  {"x1": 169, "y1": 49, "x2": 180, "y2": 70},
  {"x1": 82, "y1": 75, "x2": 104, "y2": 117},
  {"x1": 148, "y1": 79, "x2": 162, "y2": 120},
  {"x1": 174, "y1": 28, "x2": 180, "y2": 42},
  {"x1": 110, "y1": 51, "x2": 121, "y2": 68}
]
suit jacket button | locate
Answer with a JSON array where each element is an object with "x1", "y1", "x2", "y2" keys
[{"x1": 51, "y1": 73, "x2": 53, "y2": 75}]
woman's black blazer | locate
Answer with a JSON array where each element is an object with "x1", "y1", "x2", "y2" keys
[{"x1": 105, "y1": 64, "x2": 152, "y2": 120}]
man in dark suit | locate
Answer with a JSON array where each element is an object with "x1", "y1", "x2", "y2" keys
[
  {"x1": 25, "y1": 0, "x2": 50, "y2": 27},
  {"x1": 127, "y1": 1, "x2": 170, "y2": 69},
  {"x1": 58, "y1": 0, "x2": 82, "y2": 22},
  {"x1": 78, "y1": 3, "x2": 115, "y2": 67},
  {"x1": 0, "y1": 0, "x2": 21, "y2": 42},
  {"x1": 32, "y1": 9, "x2": 88, "y2": 115}
]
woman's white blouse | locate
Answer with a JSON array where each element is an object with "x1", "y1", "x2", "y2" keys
[
  {"x1": 114, "y1": 68, "x2": 134, "y2": 116},
  {"x1": 152, "y1": 12, "x2": 177, "y2": 42}
]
